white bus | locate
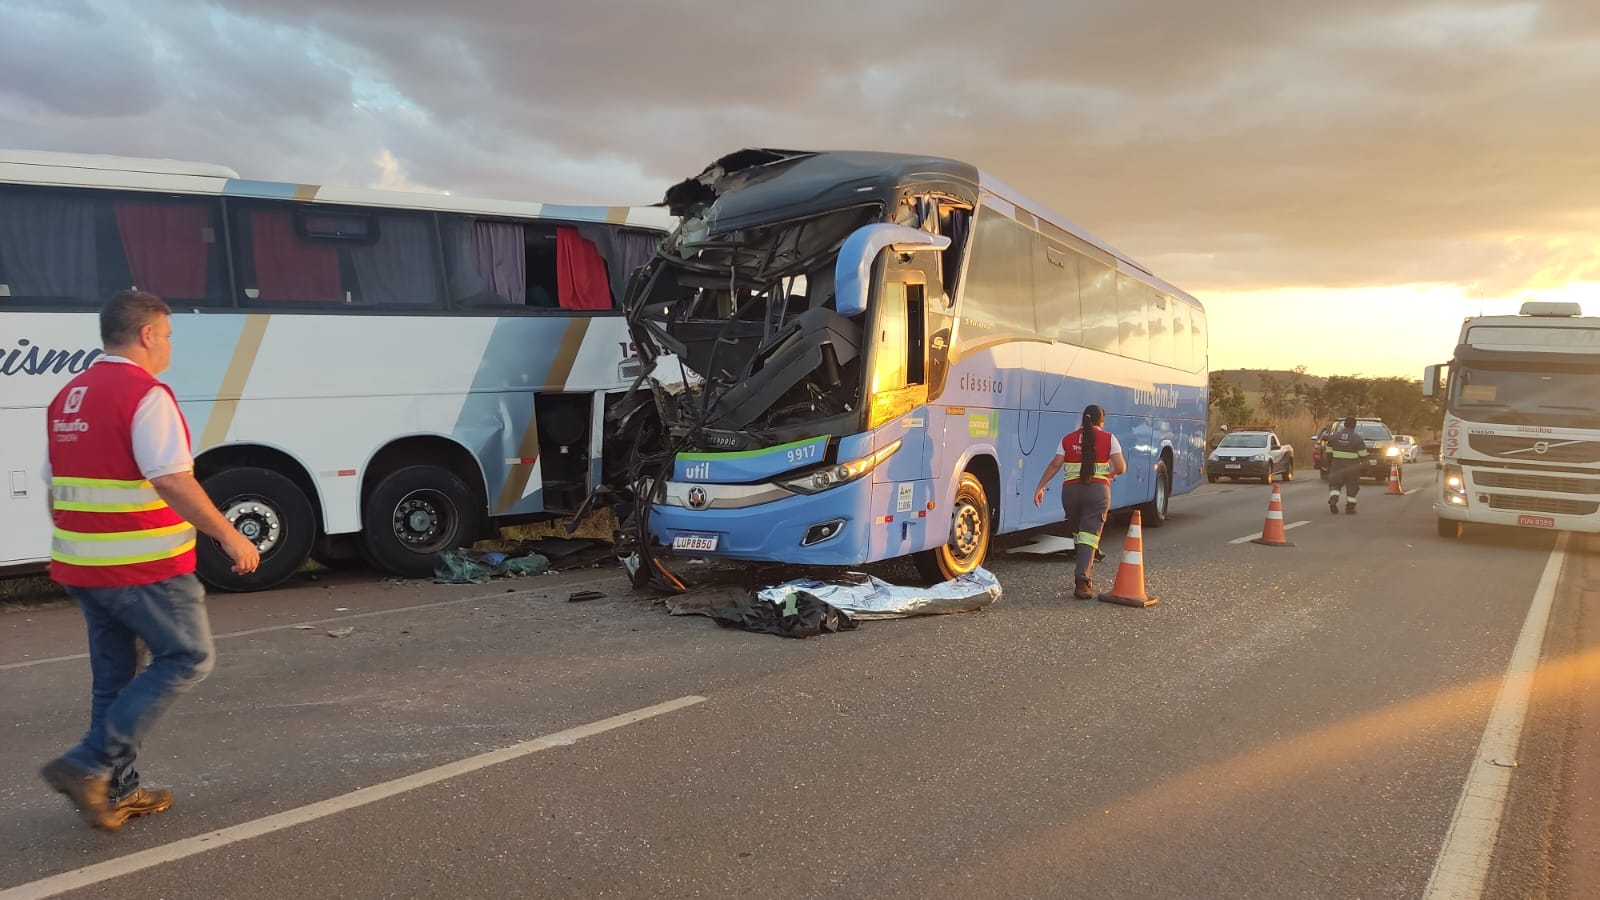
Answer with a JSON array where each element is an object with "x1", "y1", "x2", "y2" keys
[
  {"x1": 1, "y1": 150, "x2": 671, "y2": 591},
  {"x1": 1424, "y1": 300, "x2": 1600, "y2": 537}
]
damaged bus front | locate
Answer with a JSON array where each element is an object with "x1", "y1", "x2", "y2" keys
[
  {"x1": 619, "y1": 150, "x2": 976, "y2": 578},
  {"x1": 616, "y1": 148, "x2": 1209, "y2": 585}
]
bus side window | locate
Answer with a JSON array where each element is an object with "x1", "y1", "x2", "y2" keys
[
  {"x1": 0, "y1": 185, "x2": 225, "y2": 308},
  {"x1": 235, "y1": 203, "x2": 443, "y2": 308}
]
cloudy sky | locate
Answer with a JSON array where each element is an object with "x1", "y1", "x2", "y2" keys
[{"x1": 4, "y1": 0, "x2": 1596, "y2": 377}]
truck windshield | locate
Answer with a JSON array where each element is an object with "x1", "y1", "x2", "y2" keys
[{"x1": 1450, "y1": 365, "x2": 1600, "y2": 427}]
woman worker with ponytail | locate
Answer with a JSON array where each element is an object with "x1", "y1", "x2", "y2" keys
[{"x1": 1033, "y1": 404, "x2": 1127, "y2": 599}]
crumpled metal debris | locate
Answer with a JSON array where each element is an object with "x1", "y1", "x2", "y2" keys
[
  {"x1": 668, "y1": 567, "x2": 1001, "y2": 638},
  {"x1": 433, "y1": 549, "x2": 551, "y2": 584},
  {"x1": 754, "y1": 567, "x2": 1001, "y2": 621}
]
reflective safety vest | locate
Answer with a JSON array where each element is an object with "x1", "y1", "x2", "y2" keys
[
  {"x1": 1062, "y1": 427, "x2": 1115, "y2": 485},
  {"x1": 46, "y1": 362, "x2": 196, "y2": 587},
  {"x1": 1325, "y1": 428, "x2": 1368, "y2": 467}
]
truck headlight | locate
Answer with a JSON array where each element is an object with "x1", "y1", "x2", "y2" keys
[
  {"x1": 1385, "y1": 446, "x2": 1400, "y2": 457},
  {"x1": 1443, "y1": 464, "x2": 1468, "y2": 505}
]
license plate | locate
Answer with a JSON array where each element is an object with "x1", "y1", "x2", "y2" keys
[
  {"x1": 672, "y1": 533, "x2": 719, "y2": 552},
  {"x1": 1225, "y1": 464, "x2": 1242, "y2": 469},
  {"x1": 1517, "y1": 515, "x2": 1556, "y2": 528}
]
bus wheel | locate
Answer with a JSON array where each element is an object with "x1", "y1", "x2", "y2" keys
[
  {"x1": 362, "y1": 466, "x2": 482, "y2": 578},
  {"x1": 1140, "y1": 460, "x2": 1172, "y2": 527},
  {"x1": 197, "y1": 467, "x2": 316, "y2": 593},
  {"x1": 913, "y1": 472, "x2": 991, "y2": 583}
]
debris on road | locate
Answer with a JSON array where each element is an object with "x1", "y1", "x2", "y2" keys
[
  {"x1": 292, "y1": 624, "x2": 316, "y2": 631},
  {"x1": 668, "y1": 568, "x2": 1001, "y2": 638},
  {"x1": 567, "y1": 590, "x2": 605, "y2": 603},
  {"x1": 326, "y1": 627, "x2": 355, "y2": 638},
  {"x1": 433, "y1": 548, "x2": 552, "y2": 584},
  {"x1": 756, "y1": 567, "x2": 1002, "y2": 621}
]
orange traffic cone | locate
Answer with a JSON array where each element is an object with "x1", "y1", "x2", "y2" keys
[
  {"x1": 1386, "y1": 461, "x2": 1404, "y2": 495},
  {"x1": 1251, "y1": 484, "x2": 1295, "y2": 547},
  {"x1": 1097, "y1": 510, "x2": 1158, "y2": 608}
]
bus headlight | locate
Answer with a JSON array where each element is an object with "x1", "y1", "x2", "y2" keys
[
  {"x1": 1443, "y1": 464, "x2": 1468, "y2": 505},
  {"x1": 782, "y1": 439, "x2": 902, "y2": 494}
]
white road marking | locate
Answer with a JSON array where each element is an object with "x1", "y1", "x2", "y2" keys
[
  {"x1": 1228, "y1": 521, "x2": 1310, "y2": 544},
  {"x1": 1404, "y1": 488, "x2": 1421, "y2": 495},
  {"x1": 0, "y1": 695, "x2": 708, "y2": 900},
  {"x1": 0, "y1": 587, "x2": 559, "y2": 672},
  {"x1": 1422, "y1": 533, "x2": 1569, "y2": 900}
]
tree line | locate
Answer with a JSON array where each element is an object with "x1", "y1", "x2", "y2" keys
[{"x1": 1209, "y1": 367, "x2": 1444, "y2": 438}]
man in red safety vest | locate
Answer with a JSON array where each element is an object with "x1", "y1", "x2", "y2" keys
[{"x1": 39, "y1": 290, "x2": 259, "y2": 832}]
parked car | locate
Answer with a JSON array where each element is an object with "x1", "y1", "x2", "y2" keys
[
  {"x1": 1317, "y1": 418, "x2": 1400, "y2": 481},
  {"x1": 1392, "y1": 434, "x2": 1421, "y2": 463},
  {"x1": 1207, "y1": 430, "x2": 1295, "y2": 483}
]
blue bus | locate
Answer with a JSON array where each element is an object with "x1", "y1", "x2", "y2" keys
[{"x1": 618, "y1": 149, "x2": 1208, "y2": 582}]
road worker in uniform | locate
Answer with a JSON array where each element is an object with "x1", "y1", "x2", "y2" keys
[
  {"x1": 1324, "y1": 415, "x2": 1368, "y2": 515},
  {"x1": 1034, "y1": 404, "x2": 1127, "y2": 599},
  {"x1": 38, "y1": 290, "x2": 259, "y2": 832}
]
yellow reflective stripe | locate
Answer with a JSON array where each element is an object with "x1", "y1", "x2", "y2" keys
[
  {"x1": 51, "y1": 478, "x2": 163, "y2": 512},
  {"x1": 54, "y1": 499, "x2": 169, "y2": 513},
  {"x1": 51, "y1": 540, "x2": 197, "y2": 568},
  {"x1": 52, "y1": 523, "x2": 197, "y2": 566},
  {"x1": 51, "y1": 476, "x2": 155, "y2": 489},
  {"x1": 54, "y1": 522, "x2": 193, "y2": 542},
  {"x1": 1075, "y1": 531, "x2": 1100, "y2": 548},
  {"x1": 1329, "y1": 450, "x2": 1363, "y2": 459},
  {"x1": 1063, "y1": 462, "x2": 1113, "y2": 479}
]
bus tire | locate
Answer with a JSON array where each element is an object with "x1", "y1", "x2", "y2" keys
[
  {"x1": 913, "y1": 471, "x2": 992, "y2": 583},
  {"x1": 361, "y1": 466, "x2": 482, "y2": 578},
  {"x1": 1140, "y1": 460, "x2": 1172, "y2": 527},
  {"x1": 196, "y1": 466, "x2": 316, "y2": 593}
]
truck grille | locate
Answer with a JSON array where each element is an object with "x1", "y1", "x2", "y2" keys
[
  {"x1": 1468, "y1": 435, "x2": 1600, "y2": 463},
  {"x1": 1486, "y1": 494, "x2": 1599, "y2": 516},
  {"x1": 1474, "y1": 472, "x2": 1600, "y2": 495}
]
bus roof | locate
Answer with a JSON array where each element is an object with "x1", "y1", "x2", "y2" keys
[
  {"x1": 668, "y1": 148, "x2": 1200, "y2": 309},
  {"x1": 0, "y1": 148, "x2": 673, "y2": 230}
]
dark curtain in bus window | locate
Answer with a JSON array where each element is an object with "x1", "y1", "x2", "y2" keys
[
  {"x1": 348, "y1": 214, "x2": 440, "y2": 306},
  {"x1": 444, "y1": 218, "x2": 526, "y2": 305},
  {"x1": 600, "y1": 229, "x2": 660, "y2": 306},
  {"x1": 556, "y1": 227, "x2": 613, "y2": 310},
  {"x1": 249, "y1": 209, "x2": 342, "y2": 302},
  {"x1": 113, "y1": 202, "x2": 211, "y2": 299},
  {"x1": 0, "y1": 193, "x2": 97, "y2": 302}
]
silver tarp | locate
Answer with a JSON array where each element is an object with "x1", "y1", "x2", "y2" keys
[{"x1": 753, "y1": 567, "x2": 1001, "y2": 620}]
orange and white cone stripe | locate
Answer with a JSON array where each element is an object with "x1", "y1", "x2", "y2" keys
[
  {"x1": 1098, "y1": 510, "x2": 1158, "y2": 608},
  {"x1": 1252, "y1": 484, "x2": 1295, "y2": 547}
]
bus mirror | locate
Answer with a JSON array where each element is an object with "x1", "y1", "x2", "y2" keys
[
  {"x1": 834, "y1": 224, "x2": 951, "y2": 318},
  {"x1": 1422, "y1": 364, "x2": 1440, "y2": 397}
]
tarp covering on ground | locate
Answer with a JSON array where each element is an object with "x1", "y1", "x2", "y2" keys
[
  {"x1": 433, "y1": 549, "x2": 551, "y2": 584},
  {"x1": 668, "y1": 567, "x2": 1002, "y2": 638}
]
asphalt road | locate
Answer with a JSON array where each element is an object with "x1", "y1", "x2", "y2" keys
[{"x1": 1, "y1": 462, "x2": 1594, "y2": 900}]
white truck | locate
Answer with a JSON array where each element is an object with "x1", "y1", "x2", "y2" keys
[{"x1": 1424, "y1": 301, "x2": 1600, "y2": 538}]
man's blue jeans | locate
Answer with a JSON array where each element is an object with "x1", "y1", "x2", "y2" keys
[{"x1": 60, "y1": 573, "x2": 214, "y2": 801}]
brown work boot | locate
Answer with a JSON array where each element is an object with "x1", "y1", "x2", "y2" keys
[
  {"x1": 41, "y1": 757, "x2": 115, "y2": 831},
  {"x1": 1073, "y1": 577, "x2": 1094, "y2": 600},
  {"x1": 106, "y1": 786, "x2": 174, "y2": 828}
]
